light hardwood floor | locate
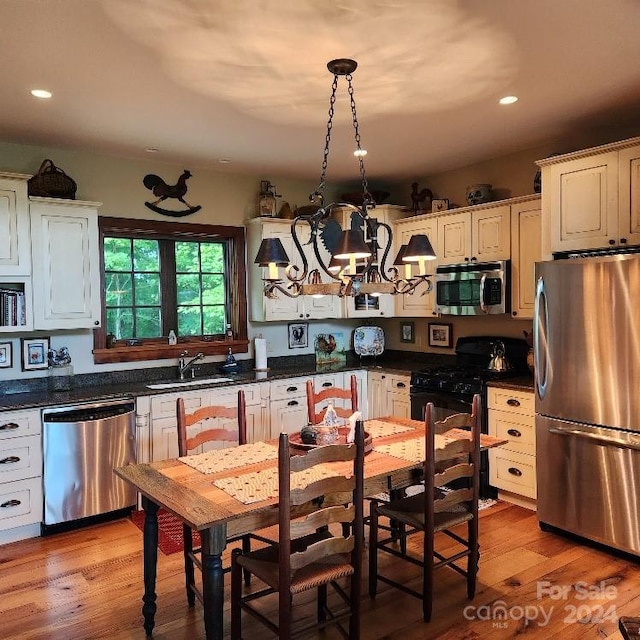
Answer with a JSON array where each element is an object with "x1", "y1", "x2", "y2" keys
[{"x1": 0, "y1": 502, "x2": 638, "y2": 639}]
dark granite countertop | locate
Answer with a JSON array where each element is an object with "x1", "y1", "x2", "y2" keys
[
  {"x1": 0, "y1": 350, "x2": 453, "y2": 412},
  {"x1": 487, "y1": 375, "x2": 535, "y2": 392}
]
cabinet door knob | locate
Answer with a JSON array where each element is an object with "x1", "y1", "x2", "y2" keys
[
  {"x1": 512, "y1": 311, "x2": 518, "y2": 316},
  {"x1": 609, "y1": 239, "x2": 616, "y2": 245},
  {"x1": 506, "y1": 398, "x2": 521, "y2": 407},
  {"x1": 620, "y1": 238, "x2": 628, "y2": 244},
  {"x1": 507, "y1": 428, "x2": 522, "y2": 438},
  {"x1": 508, "y1": 467, "x2": 523, "y2": 477},
  {"x1": 94, "y1": 320, "x2": 100, "y2": 325}
]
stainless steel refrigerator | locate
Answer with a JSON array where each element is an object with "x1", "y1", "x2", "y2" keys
[{"x1": 535, "y1": 254, "x2": 640, "y2": 556}]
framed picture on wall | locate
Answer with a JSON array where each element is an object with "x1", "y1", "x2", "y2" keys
[
  {"x1": 288, "y1": 322, "x2": 308, "y2": 349},
  {"x1": 428, "y1": 322, "x2": 453, "y2": 348},
  {"x1": 21, "y1": 337, "x2": 50, "y2": 371},
  {"x1": 400, "y1": 321, "x2": 415, "y2": 344},
  {"x1": 0, "y1": 342, "x2": 12, "y2": 368}
]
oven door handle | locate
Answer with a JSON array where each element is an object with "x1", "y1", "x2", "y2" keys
[
  {"x1": 479, "y1": 273, "x2": 488, "y2": 313},
  {"x1": 548, "y1": 426, "x2": 640, "y2": 451}
]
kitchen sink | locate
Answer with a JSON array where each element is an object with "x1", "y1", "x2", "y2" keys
[{"x1": 146, "y1": 377, "x2": 234, "y2": 390}]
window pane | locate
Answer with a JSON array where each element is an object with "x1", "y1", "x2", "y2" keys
[
  {"x1": 107, "y1": 308, "x2": 133, "y2": 339},
  {"x1": 105, "y1": 273, "x2": 132, "y2": 306},
  {"x1": 133, "y1": 239, "x2": 160, "y2": 272},
  {"x1": 202, "y1": 274, "x2": 225, "y2": 305},
  {"x1": 178, "y1": 306, "x2": 202, "y2": 336},
  {"x1": 104, "y1": 238, "x2": 132, "y2": 271},
  {"x1": 203, "y1": 306, "x2": 225, "y2": 335},
  {"x1": 201, "y1": 243, "x2": 224, "y2": 272},
  {"x1": 176, "y1": 242, "x2": 200, "y2": 272},
  {"x1": 177, "y1": 274, "x2": 201, "y2": 305},
  {"x1": 135, "y1": 307, "x2": 161, "y2": 338},
  {"x1": 134, "y1": 273, "x2": 160, "y2": 305}
]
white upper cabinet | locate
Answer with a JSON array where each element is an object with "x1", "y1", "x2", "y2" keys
[
  {"x1": 437, "y1": 203, "x2": 511, "y2": 265},
  {"x1": 0, "y1": 173, "x2": 31, "y2": 276},
  {"x1": 538, "y1": 137, "x2": 640, "y2": 256},
  {"x1": 29, "y1": 197, "x2": 102, "y2": 329},
  {"x1": 393, "y1": 215, "x2": 438, "y2": 317}
]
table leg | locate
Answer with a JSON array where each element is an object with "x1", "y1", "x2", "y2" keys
[
  {"x1": 141, "y1": 497, "x2": 159, "y2": 636},
  {"x1": 200, "y1": 524, "x2": 227, "y2": 640}
]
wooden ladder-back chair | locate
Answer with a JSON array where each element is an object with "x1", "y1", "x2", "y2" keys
[
  {"x1": 230, "y1": 422, "x2": 365, "y2": 640},
  {"x1": 368, "y1": 395, "x2": 481, "y2": 622},
  {"x1": 176, "y1": 391, "x2": 273, "y2": 606},
  {"x1": 306, "y1": 374, "x2": 358, "y2": 425}
]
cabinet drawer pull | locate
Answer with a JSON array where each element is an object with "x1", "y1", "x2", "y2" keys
[
  {"x1": 508, "y1": 467, "x2": 523, "y2": 477},
  {"x1": 396, "y1": 382, "x2": 406, "y2": 388},
  {"x1": 286, "y1": 386, "x2": 298, "y2": 393},
  {"x1": 322, "y1": 382, "x2": 333, "y2": 387},
  {"x1": 0, "y1": 422, "x2": 19, "y2": 431},
  {"x1": 507, "y1": 429, "x2": 522, "y2": 438},
  {"x1": 287, "y1": 400, "x2": 299, "y2": 407},
  {"x1": 0, "y1": 456, "x2": 20, "y2": 465},
  {"x1": 506, "y1": 398, "x2": 521, "y2": 407},
  {"x1": 1, "y1": 499, "x2": 21, "y2": 508}
]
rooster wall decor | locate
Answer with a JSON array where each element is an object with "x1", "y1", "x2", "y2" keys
[{"x1": 143, "y1": 169, "x2": 202, "y2": 217}]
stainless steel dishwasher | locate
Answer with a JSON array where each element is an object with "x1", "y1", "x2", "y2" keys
[{"x1": 42, "y1": 398, "x2": 137, "y2": 530}]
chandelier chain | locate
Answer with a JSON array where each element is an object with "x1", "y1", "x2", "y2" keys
[
  {"x1": 347, "y1": 74, "x2": 371, "y2": 206},
  {"x1": 316, "y1": 74, "x2": 339, "y2": 198}
]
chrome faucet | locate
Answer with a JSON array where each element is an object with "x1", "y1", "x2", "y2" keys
[{"x1": 178, "y1": 351, "x2": 205, "y2": 380}]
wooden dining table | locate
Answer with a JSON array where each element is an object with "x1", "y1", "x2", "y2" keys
[{"x1": 115, "y1": 416, "x2": 507, "y2": 640}]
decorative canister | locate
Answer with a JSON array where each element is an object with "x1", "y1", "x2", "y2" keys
[{"x1": 465, "y1": 184, "x2": 492, "y2": 206}]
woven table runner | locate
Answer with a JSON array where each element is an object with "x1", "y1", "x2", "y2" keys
[
  {"x1": 179, "y1": 441, "x2": 278, "y2": 474},
  {"x1": 213, "y1": 464, "x2": 340, "y2": 505},
  {"x1": 374, "y1": 434, "x2": 449, "y2": 464},
  {"x1": 365, "y1": 419, "x2": 414, "y2": 439}
]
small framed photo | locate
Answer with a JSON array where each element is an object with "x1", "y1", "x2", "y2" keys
[
  {"x1": 428, "y1": 322, "x2": 453, "y2": 348},
  {"x1": 21, "y1": 337, "x2": 50, "y2": 371},
  {"x1": 400, "y1": 321, "x2": 415, "y2": 344},
  {"x1": 0, "y1": 342, "x2": 12, "y2": 368},
  {"x1": 288, "y1": 322, "x2": 308, "y2": 349},
  {"x1": 432, "y1": 198, "x2": 449, "y2": 213}
]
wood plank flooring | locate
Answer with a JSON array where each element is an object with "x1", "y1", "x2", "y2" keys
[{"x1": 0, "y1": 502, "x2": 638, "y2": 639}]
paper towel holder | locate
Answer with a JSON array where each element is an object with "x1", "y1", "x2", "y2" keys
[{"x1": 254, "y1": 335, "x2": 270, "y2": 372}]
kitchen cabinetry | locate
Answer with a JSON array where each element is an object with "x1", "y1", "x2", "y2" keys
[
  {"x1": 393, "y1": 215, "x2": 438, "y2": 317},
  {"x1": 538, "y1": 137, "x2": 640, "y2": 256},
  {"x1": 150, "y1": 383, "x2": 269, "y2": 461},
  {"x1": 337, "y1": 205, "x2": 408, "y2": 318},
  {"x1": 0, "y1": 408, "x2": 43, "y2": 543},
  {"x1": 29, "y1": 197, "x2": 102, "y2": 330},
  {"x1": 347, "y1": 369, "x2": 369, "y2": 420},
  {"x1": 247, "y1": 218, "x2": 341, "y2": 321},
  {"x1": 0, "y1": 174, "x2": 32, "y2": 332},
  {"x1": 510, "y1": 196, "x2": 541, "y2": 319},
  {"x1": 437, "y1": 203, "x2": 511, "y2": 265},
  {"x1": 367, "y1": 371, "x2": 410, "y2": 419},
  {"x1": 487, "y1": 386, "x2": 536, "y2": 507}
]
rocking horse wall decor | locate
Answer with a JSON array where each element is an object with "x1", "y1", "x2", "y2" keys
[{"x1": 143, "y1": 169, "x2": 202, "y2": 217}]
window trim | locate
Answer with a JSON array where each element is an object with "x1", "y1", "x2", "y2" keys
[{"x1": 93, "y1": 217, "x2": 248, "y2": 364}]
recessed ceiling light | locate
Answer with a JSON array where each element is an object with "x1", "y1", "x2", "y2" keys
[
  {"x1": 353, "y1": 149, "x2": 367, "y2": 157},
  {"x1": 218, "y1": 158, "x2": 231, "y2": 164},
  {"x1": 499, "y1": 95, "x2": 518, "y2": 105},
  {"x1": 145, "y1": 147, "x2": 159, "y2": 153},
  {"x1": 31, "y1": 89, "x2": 52, "y2": 99}
]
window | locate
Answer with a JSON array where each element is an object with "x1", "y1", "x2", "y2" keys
[{"x1": 94, "y1": 217, "x2": 248, "y2": 364}]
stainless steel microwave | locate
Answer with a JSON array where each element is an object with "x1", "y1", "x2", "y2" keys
[{"x1": 435, "y1": 260, "x2": 509, "y2": 315}]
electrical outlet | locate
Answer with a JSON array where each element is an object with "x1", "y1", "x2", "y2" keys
[{"x1": 266, "y1": 341, "x2": 273, "y2": 353}]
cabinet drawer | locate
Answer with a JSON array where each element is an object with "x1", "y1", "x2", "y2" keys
[
  {"x1": 489, "y1": 449, "x2": 536, "y2": 499},
  {"x1": 0, "y1": 435, "x2": 42, "y2": 482},
  {"x1": 0, "y1": 409, "x2": 41, "y2": 440},
  {"x1": 270, "y1": 377, "x2": 307, "y2": 400},
  {"x1": 387, "y1": 374, "x2": 410, "y2": 393},
  {"x1": 487, "y1": 387, "x2": 534, "y2": 414},
  {"x1": 151, "y1": 390, "x2": 210, "y2": 419},
  {"x1": 0, "y1": 476, "x2": 43, "y2": 530},
  {"x1": 488, "y1": 409, "x2": 535, "y2": 455}
]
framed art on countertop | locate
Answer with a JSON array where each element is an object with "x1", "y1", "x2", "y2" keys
[
  {"x1": 428, "y1": 322, "x2": 453, "y2": 348},
  {"x1": 21, "y1": 337, "x2": 50, "y2": 371},
  {"x1": 0, "y1": 342, "x2": 12, "y2": 368}
]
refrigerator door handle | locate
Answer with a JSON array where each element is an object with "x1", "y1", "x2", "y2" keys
[
  {"x1": 534, "y1": 275, "x2": 549, "y2": 399},
  {"x1": 549, "y1": 426, "x2": 640, "y2": 451}
]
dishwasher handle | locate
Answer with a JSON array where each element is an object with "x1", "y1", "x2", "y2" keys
[{"x1": 43, "y1": 400, "x2": 135, "y2": 423}]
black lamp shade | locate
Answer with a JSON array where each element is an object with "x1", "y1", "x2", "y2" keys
[
  {"x1": 254, "y1": 238, "x2": 290, "y2": 266},
  {"x1": 403, "y1": 234, "x2": 436, "y2": 261},
  {"x1": 392, "y1": 244, "x2": 408, "y2": 265},
  {"x1": 332, "y1": 230, "x2": 372, "y2": 260}
]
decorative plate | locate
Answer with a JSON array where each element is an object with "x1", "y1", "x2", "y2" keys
[{"x1": 353, "y1": 326, "x2": 385, "y2": 357}]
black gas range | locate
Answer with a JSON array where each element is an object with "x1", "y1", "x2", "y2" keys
[{"x1": 409, "y1": 336, "x2": 530, "y2": 498}]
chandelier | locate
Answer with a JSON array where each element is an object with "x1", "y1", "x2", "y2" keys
[{"x1": 254, "y1": 58, "x2": 436, "y2": 299}]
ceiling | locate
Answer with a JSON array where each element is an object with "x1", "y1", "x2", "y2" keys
[{"x1": 3, "y1": 0, "x2": 640, "y2": 183}]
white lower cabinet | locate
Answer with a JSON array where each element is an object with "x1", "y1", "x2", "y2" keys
[
  {"x1": 0, "y1": 408, "x2": 43, "y2": 542},
  {"x1": 487, "y1": 386, "x2": 536, "y2": 507},
  {"x1": 367, "y1": 371, "x2": 410, "y2": 419}
]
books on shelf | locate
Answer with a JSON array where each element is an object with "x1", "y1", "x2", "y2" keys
[{"x1": 0, "y1": 288, "x2": 26, "y2": 327}]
